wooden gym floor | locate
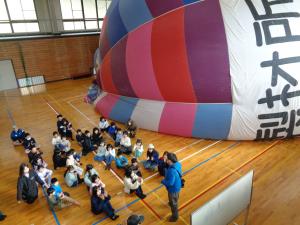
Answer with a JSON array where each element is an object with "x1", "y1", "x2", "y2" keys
[{"x1": 0, "y1": 78, "x2": 300, "y2": 225}]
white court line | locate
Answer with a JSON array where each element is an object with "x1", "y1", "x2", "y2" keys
[
  {"x1": 144, "y1": 139, "x2": 204, "y2": 181},
  {"x1": 67, "y1": 101, "x2": 124, "y2": 184},
  {"x1": 62, "y1": 94, "x2": 85, "y2": 102},
  {"x1": 44, "y1": 98, "x2": 59, "y2": 115},
  {"x1": 68, "y1": 100, "x2": 114, "y2": 141},
  {"x1": 174, "y1": 139, "x2": 204, "y2": 154},
  {"x1": 68, "y1": 101, "x2": 98, "y2": 126},
  {"x1": 180, "y1": 140, "x2": 222, "y2": 163}
]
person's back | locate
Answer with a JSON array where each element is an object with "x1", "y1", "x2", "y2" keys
[
  {"x1": 162, "y1": 162, "x2": 182, "y2": 193},
  {"x1": 115, "y1": 155, "x2": 128, "y2": 168},
  {"x1": 65, "y1": 171, "x2": 77, "y2": 187},
  {"x1": 91, "y1": 194, "x2": 102, "y2": 214}
]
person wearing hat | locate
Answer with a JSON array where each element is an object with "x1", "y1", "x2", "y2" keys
[
  {"x1": 161, "y1": 152, "x2": 182, "y2": 222},
  {"x1": 10, "y1": 125, "x2": 26, "y2": 145},
  {"x1": 143, "y1": 144, "x2": 159, "y2": 172},
  {"x1": 127, "y1": 214, "x2": 144, "y2": 225}
]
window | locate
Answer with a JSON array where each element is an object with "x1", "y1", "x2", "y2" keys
[
  {"x1": 60, "y1": 0, "x2": 111, "y2": 31},
  {"x1": 0, "y1": 0, "x2": 39, "y2": 34}
]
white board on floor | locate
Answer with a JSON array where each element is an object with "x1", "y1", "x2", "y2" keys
[{"x1": 191, "y1": 170, "x2": 253, "y2": 225}]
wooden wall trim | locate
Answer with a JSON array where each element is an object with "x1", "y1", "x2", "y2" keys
[{"x1": 0, "y1": 34, "x2": 99, "y2": 82}]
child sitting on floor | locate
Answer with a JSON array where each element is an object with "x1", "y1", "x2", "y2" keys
[{"x1": 115, "y1": 152, "x2": 128, "y2": 169}]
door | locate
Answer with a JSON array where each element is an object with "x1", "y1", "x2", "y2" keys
[{"x1": 0, "y1": 60, "x2": 18, "y2": 91}]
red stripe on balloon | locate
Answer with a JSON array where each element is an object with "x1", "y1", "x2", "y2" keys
[
  {"x1": 159, "y1": 102, "x2": 196, "y2": 137},
  {"x1": 101, "y1": 51, "x2": 119, "y2": 94},
  {"x1": 95, "y1": 94, "x2": 119, "y2": 118},
  {"x1": 151, "y1": 7, "x2": 197, "y2": 103},
  {"x1": 100, "y1": 17, "x2": 110, "y2": 61}
]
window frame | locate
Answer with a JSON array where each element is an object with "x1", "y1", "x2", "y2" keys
[
  {"x1": 0, "y1": 0, "x2": 41, "y2": 35},
  {"x1": 59, "y1": 0, "x2": 109, "y2": 32}
]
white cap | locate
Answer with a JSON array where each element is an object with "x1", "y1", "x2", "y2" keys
[{"x1": 148, "y1": 143, "x2": 154, "y2": 149}]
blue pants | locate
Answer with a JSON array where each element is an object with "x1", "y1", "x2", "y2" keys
[
  {"x1": 143, "y1": 160, "x2": 158, "y2": 171},
  {"x1": 105, "y1": 155, "x2": 114, "y2": 165},
  {"x1": 102, "y1": 199, "x2": 115, "y2": 217},
  {"x1": 94, "y1": 155, "x2": 105, "y2": 162}
]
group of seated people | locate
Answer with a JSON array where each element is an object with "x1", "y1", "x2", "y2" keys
[{"x1": 12, "y1": 114, "x2": 171, "y2": 222}]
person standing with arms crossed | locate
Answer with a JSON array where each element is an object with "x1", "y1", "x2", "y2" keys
[{"x1": 161, "y1": 153, "x2": 182, "y2": 222}]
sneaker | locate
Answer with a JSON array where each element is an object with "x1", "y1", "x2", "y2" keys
[
  {"x1": 140, "y1": 194, "x2": 147, "y2": 199},
  {"x1": 0, "y1": 215, "x2": 7, "y2": 221},
  {"x1": 168, "y1": 216, "x2": 178, "y2": 222},
  {"x1": 111, "y1": 214, "x2": 119, "y2": 220}
]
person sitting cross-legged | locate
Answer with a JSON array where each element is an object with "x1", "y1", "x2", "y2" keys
[
  {"x1": 51, "y1": 131, "x2": 64, "y2": 151},
  {"x1": 123, "y1": 169, "x2": 146, "y2": 199},
  {"x1": 115, "y1": 151, "x2": 128, "y2": 169},
  {"x1": 91, "y1": 186, "x2": 119, "y2": 220},
  {"x1": 126, "y1": 119, "x2": 137, "y2": 138},
  {"x1": 49, "y1": 178, "x2": 80, "y2": 209},
  {"x1": 107, "y1": 122, "x2": 117, "y2": 140},
  {"x1": 93, "y1": 141, "x2": 106, "y2": 162},
  {"x1": 119, "y1": 131, "x2": 132, "y2": 155},
  {"x1": 66, "y1": 150, "x2": 83, "y2": 176},
  {"x1": 52, "y1": 148, "x2": 66, "y2": 170},
  {"x1": 92, "y1": 127, "x2": 103, "y2": 146},
  {"x1": 99, "y1": 117, "x2": 109, "y2": 132},
  {"x1": 64, "y1": 166, "x2": 84, "y2": 187},
  {"x1": 114, "y1": 129, "x2": 123, "y2": 147},
  {"x1": 143, "y1": 144, "x2": 159, "y2": 172},
  {"x1": 104, "y1": 144, "x2": 115, "y2": 170},
  {"x1": 82, "y1": 130, "x2": 97, "y2": 156},
  {"x1": 84, "y1": 164, "x2": 99, "y2": 189},
  {"x1": 89, "y1": 174, "x2": 106, "y2": 196},
  {"x1": 23, "y1": 133, "x2": 37, "y2": 153},
  {"x1": 10, "y1": 125, "x2": 26, "y2": 146},
  {"x1": 76, "y1": 129, "x2": 85, "y2": 146}
]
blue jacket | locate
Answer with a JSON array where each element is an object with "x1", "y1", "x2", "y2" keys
[
  {"x1": 51, "y1": 184, "x2": 63, "y2": 199},
  {"x1": 161, "y1": 162, "x2": 182, "y2": 193},
  {"x1": 115, "y1": 156, "x2": 128, "y2": 168},
  {"x1": 108, "y1": 126, "x2": 117, "y2": 136},
  {"x1": 11, "y1": 129, "x2": 25, "y2": 141}
]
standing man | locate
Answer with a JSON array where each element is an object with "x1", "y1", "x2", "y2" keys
[{"x1": 161, "y1": 153, "x2": 182, "y2": 222}]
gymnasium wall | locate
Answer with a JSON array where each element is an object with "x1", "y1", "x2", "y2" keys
[{"x1": 0, "y1": 34, "x2": 98, "y2": 82}]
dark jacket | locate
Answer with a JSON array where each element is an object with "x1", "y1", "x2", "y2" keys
[
  {"x1": 28, "y1": 152, "x2": 43, "y2": 168},
  {"x1": 82, "y1": 135, "x2": 93, "y2": 153},
  {"x1": 161, "y1": 162, "x2": 182, "y2": 193},
  {"x1": 76, "y1": 133, "x2": 85, "y2": 145},
  {"x1": 92, "y1": 133, "x2": 102, "y2": 146},
  {"x1": 23, "y1": 138, "x2": 36, "y2": 150},
  {"x1": 17, "y1": 170, "x2": 45, "y2": 202},
  {"x1": 91, "y1": 195, "x2": 112, "y2": 215},
  {"x1": 146, "y1": 149, "x2": 159, "y2": 163},
  {"x1": 158, "y1": 157, "x2": 169, "y2": 176},
  {"x1": 57, "y1": 120, "x2": 65, "y2": 135},
  {"x1": 53, "y1": 150, "x2": 66, "y2": 169}
]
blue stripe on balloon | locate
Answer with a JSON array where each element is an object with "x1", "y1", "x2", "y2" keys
[
  {"x1": 192, "y1": 104, "x2": 233, "y2": 139},
  {"x1": 107, "y1": 0, "x2": 128, "y2": 48},
  {"x1": 109, "y1": 96, "x2": 139, "y2": 123},
  {"x1": 119, "y1": 0, "x2": 153, "y2": 32},
  {"x1": 106, "y1": 0, "x2": 119, "y2": 17},
  {"x1": 183, "y1": 0, "x2": 200, "y2": 4}
]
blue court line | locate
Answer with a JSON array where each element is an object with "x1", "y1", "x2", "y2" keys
[
  {"x1": 92, "y1": 141, "x2": 240, "y2": 225},
  {"x1": 7, "y1": 103, "x2": 61, "y2": 225},
  {"x1": 42, "y1": 188, "x2": 61, "y2": 225},
  {"x1": 6, "y1": 108, "x2": 16, "y2": 125}
]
